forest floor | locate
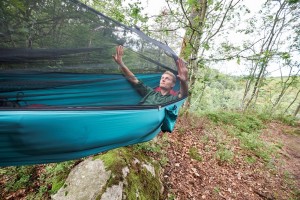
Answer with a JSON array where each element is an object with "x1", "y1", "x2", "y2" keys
[{"x1": 157, "y1": 115, "x2": 300, "y2": 200}]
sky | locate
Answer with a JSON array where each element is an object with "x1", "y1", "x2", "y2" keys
[{"x1": 142, "y1": 0, "x2": 263, "y2": 17}]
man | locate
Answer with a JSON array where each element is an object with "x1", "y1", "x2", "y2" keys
[{"x1": 113, "y1": 45, "x2": 188, "y2": 105}]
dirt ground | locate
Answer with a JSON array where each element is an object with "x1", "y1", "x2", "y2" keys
[
  {"x1": 262, "y1": 122, "x2": 300, "y2": 189},
  {"x1": 160, "y1": 118, "x2": 300, "y2": 200}
]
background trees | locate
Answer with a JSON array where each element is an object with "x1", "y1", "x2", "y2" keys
[
  {"x1": 144, "y1": 0, "x2": 300, "y2": 117},
  {"x1": 3, "y1": 0, "x2": 298, "y2": 116}
]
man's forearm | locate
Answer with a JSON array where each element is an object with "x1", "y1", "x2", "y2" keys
[
  {"x1": 179, "y1": 80, "x2": 189, "y2": 98},
  {"x1": 118, "y1": 62, "x2": 139, "y2": 84}
]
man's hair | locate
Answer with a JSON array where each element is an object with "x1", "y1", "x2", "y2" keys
[{"x1": 164, "y1": 71, "x2": 176, "y2": 84}]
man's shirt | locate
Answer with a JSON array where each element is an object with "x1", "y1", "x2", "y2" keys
[{"x1": 133, "y1": 80, "x2": 179, "y2": 105}]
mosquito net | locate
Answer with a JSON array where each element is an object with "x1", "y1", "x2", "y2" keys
[{"x1": 0, "y1": 0, "x2": 180, "y2": 109}]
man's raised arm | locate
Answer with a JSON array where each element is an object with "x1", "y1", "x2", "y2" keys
[
  {"x1": 176, "y1": 58, "x2": 189, "y2": 99},
  {"x1": 112, "y1": 45, "x2": 139, "y2": 84}
]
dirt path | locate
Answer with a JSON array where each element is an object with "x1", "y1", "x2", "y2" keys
[
  {"x1": 161, "y1": 118, "x2": 300, "y2": 200},
  {"x1": 262, "y1": 122, "x2": 300, "y2": 189}
]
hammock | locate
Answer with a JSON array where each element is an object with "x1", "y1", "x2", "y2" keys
[{"x1": 0, "y1": 0, "x2": 186, "y2": 166}]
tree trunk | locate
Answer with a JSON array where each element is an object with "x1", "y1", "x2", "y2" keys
[
  {"x1": 179, "y1": 0, "x2": 207, "y2": 108},
  {"x1": 244, "y1": 1, "x2": 287, "y2": 111},
  {"x1": 294, "y1": 102, "x2": 300, "y2": 117}
]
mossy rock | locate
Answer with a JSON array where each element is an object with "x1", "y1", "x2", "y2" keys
[{"x1": 94, "y1": 146, "x2": 163, "y2": 200}]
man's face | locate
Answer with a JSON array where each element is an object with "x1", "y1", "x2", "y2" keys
[{"x1": 159, "y1": 73, "x2": 175, "y2": 91}]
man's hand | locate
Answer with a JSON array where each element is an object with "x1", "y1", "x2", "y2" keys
[
  {"x1": 112, "y1": 45, "x2": 124, "y2": 66},
  {"x1": 112, "y1": 45, "x2": 139, "y2": 84},
  {"x1": 176, "y1": 58, "x2": 189, "y2": 98},
  {"x1": 176, "y1": 58, "x2": 188, "y2": 83}
]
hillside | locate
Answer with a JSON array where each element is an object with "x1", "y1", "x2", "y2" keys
[{"x1": 154, "y1": 114, "x2": 300, "y2": 199}]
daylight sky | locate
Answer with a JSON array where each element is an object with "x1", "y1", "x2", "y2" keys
[{"x1": 142, "y1": 0, "x2": 263, "y2": 16}]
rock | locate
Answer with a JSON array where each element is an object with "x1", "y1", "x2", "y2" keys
[
  {"x1": 51, "y1": 158, "x2": 110, "y2": 200},
  {"x1": 101, "y1": 182, "x2": 123, "y2": 200},
  {"x1": 51, "y1": 147, "x2": 163, "y2": 200},
  {"x1": 142, "y1": 163, "x2": 155, "y2": 177}
]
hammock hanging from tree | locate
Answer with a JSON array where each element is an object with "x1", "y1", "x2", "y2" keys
[{"x1": 0, "y1": 0, "x2": 186, "y2": 166}]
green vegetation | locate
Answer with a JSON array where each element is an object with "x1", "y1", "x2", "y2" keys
[
  {"x1": 1, "y1": 72, "x2": 298, "y2": 198},
  {"x1": 191, "y1": 68, "x2": 300, "y2": 119},
  {"x1": 0, "y1": 0, "x2": 299, "y2": 199},
  {"x1": 189, "y1": 147, "x2": 203, "y2": 161},
  {"x1": 125, "y1": 165, "x2": 161, "y2": 200},
  {"x1": 215, "y1": 145, "x2": 234, "y2": 163},
  {"x1": 0, "y1": 160, "x2": 77, "y2": 199},
  {"x1": 133, "y1": 134, "x2": 170, "y2": 166},
  {"x1": 94, "y1": 145, "x2": 163, "y2": 199},
  {"x1": 94, "y1": 148, "x2": 129, "y2": 193},
  {"x1": 0, "y1": 166, "x2": 33, "y2": 192},
  {"x1": 205, "y1": 111, "x2": 277, "y2": 162},
  {"x1": 45, "y1": 161, "x2": 78, "y2": 194}
]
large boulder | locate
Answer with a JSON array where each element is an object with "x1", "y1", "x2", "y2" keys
[{"x1": 52, "y1": 147, "x2": 163, "y2": 200}]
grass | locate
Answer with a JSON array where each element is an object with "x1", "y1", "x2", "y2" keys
[
  {"x1": 189, "y1": 147, "x2": 203, "y2": 161},
  {"x1": 133, "y1": 141, "x2": 162, "y2": 153},
  {"x1": 45, "y1": 161, "x2": 78, "y2": 194},
  {"x1": 213, "y1": 186, "x2": 221, "y2": 194},
  {"x1": 1, "y1": 166, "x2": 33, "y2": 192},
  {"x1": 245, "y1": 156, "x2": 257, "y2": 164},
  {"x1": 205, "y1": 111, "x2": 280, "y2": 163},
  {"x1": 215, "y1": 146, "x2": 234, "y2": 163},
  {"x1": 133, "y1": 135, "x2": 171, "y2": 167},
  {"x1": 0, "y1": 160, "x2": 77, "y2": 198},
  {"x1": 206, "y1": 111, "x2": 265, "y2": 132}
]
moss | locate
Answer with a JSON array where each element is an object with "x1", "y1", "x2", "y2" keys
[
  {"x1": 45, "y1": 161, "x2": 77, "y2": 195},
  {"x1": 93, "y1": 147, "x2": 162, "y2": 199},
  {"x1": 94, "y1": 148, "x2": 128, "y2": 197},
  {"x1": 125, "y1": 166, "x2": 161, "y2": 200},
  {"x1": 94, "y1": 148, "x2": 128, "y2": 175},
  {"x1": 50, "y1": 179, "x2": 65, "y2": 194}
]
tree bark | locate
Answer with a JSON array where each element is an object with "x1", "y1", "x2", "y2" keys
[
  {"x1": 294, "y1": 102, "x2": 300, "y2": 117},
  {"x1": 179, "y1": 0, "x2": 208, "y2": 108}
]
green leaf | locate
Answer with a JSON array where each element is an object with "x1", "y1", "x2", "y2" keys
[
  {"x1": 202, "y1": 42, "x2": 210, "y2": 50},
  {"x1": 237, "y1": 57, "x2": 240, "y2": 65},
  {"x1": 281, "y1": 52, "x2": 290, "y2": 60}
]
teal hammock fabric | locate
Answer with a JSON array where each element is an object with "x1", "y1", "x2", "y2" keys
[
  {"x1": 1, "y1": 73, "x2": 166, "y2": 107},
  {"x1": 0, "y1": 72, "x2": 185, "y2": 166},
  {"x1": 0, "y1": 0, "x2": 186, "y2": 166},
  {"x1": 0, "y1": 99, "x2": 185, "y2": 166}
]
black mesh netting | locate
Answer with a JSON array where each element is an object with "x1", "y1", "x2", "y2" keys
[{"x1": 0, "y1": 0, "x2": 180, "y2": 108}]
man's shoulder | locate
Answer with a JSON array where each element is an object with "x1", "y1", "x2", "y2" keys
[{"x1": 154, "y1": 87, "x2": 178, "y2": 96}]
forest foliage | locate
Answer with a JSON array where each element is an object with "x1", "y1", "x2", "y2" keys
[
  {"x1": 0, "y1": 1, "x2": 299, "y2": 199},
  {"x1": 85, "y1": 0, "x2": 300, "y2": 117},
  {"x1": 1, "y1": 0, "x2": 299, "y2": 116}
]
